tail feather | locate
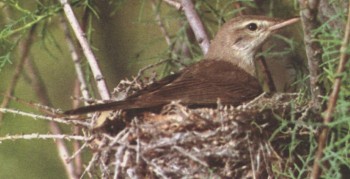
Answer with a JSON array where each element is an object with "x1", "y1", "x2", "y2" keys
[{"x1": 64, "y1": 99, "x2": 138, "y2": 115}]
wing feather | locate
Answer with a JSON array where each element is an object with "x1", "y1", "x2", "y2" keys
[
  {"x1": 131, "y1": 60, "x2": 262, "y2": 106},
  {"x1": 64, "y1": 60, "x2": 263, "y2": 115}
]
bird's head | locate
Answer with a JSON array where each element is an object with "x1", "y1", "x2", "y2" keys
[{"x1": 205, "y1": 15, "x2": 299, "y2": 76}]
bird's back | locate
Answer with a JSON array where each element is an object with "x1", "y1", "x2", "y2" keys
[{"x1": 64, "y1": 60, "x2": 263, "y2": 115}]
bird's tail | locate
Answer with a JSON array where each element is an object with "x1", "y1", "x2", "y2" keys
[{"x1": 64, "y1": 99, "x2": 139, "y2": 115}]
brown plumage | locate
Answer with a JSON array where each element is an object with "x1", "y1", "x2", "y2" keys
[{"x1": 64, "y1": 15, "x2": 299, "y2": 115}]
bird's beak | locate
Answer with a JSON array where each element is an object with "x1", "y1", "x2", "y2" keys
[{"x1": 268, "y1": 17, "x2": 300, "y2": 31}]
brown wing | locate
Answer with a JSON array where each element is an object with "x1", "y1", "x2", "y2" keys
[
  {"x1": 131, "y1": 60, "x2": 262, "y2": 107},
  {"x1": 64, "y1": 60, "x2": 262, "y2": 115}
]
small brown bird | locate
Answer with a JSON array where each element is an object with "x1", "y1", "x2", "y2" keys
[{"x1": 65, "y1": 15, "x2": 299, "y2": 115}]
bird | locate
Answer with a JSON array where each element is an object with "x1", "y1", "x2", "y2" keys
[{"x1": 64, "y1": 15, "x2": 299, "y2": 115}]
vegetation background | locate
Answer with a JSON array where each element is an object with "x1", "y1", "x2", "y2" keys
[{"x1": 0, "y1": 0, "x2": 348, "y2": 178}]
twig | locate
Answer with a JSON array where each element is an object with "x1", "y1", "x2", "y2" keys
[
  {"x1": 113, "y1": 145, "x2": 126, "y2": 179},
  {"x1": 81, "y1": 152, "x2": 100, "y2": 179},
  {"x1": 135, "y1": 59, "x2": 171, "y2": 82},
  {"x1": 151, "y1": 0, "x2": 172, "y2": 46},
  {"x1": 172, "y1": 146, "x2": 208, "y2": 167},
  {"x1": 67, "y1": 8, "x2": 92, "y2": 175},
  {"x1": 27, "y1": 67, "x2": 78, "y2": 178},
  {"x1": 0, "y1": 20, "x2": 78, "y2": 178},
  {"x1": 0, "y1": 108, "x2": 90, "y2": 127},
  {"x1": 1, "y1": 83, "x2": 57, "y2": 114},
  {"x1": 59, "y1": 16, "x2": 91, "y2": 102},
  {"x1": 298, "y1": 0, "x2": 324, "y2": 108},
  {"x1": 50, "y1": 121, "x2": 79, "y2": 179},
  {"x1": 310, "y1": 3, "x2": 350, "y2": 179},
  {"x1": 180, "y1": 0, "x2": 210, "y2": 54},
  {"x1": 133, "y1": 118, "x2": 141, "y2": 164},
  {"x1": 248, "y1": 140, "x2": 258, "y2": 179},
  {"x1": 141, "y1": 156, "x2": 170, "y2": 179},
  {"x1": 151, "y1": 0, "x2": 194, "y2": 64},
  {"x1": 59, "y1": 0, "x2": 110, "y2": 100},
  {"x1": 162, "y1": 0, "x2": 182, "y2": 10},
  {"x1": 24, "y1": 33, "x2": 79, "y2": 179},
  {"x1": 66, "y1": 142, "x2": 89, "y2": 163},
  {"x1": 82, "y1": 137, "x2": 109, "y2": 178},
  {"x1": 257, "y1": 56, "x2": 276, "y2": 92},
  {"x1": 0, "y1": 26, "x2": 36, "y2": 122},
  {"x1": 0, "y1": 133, "x2": 92, "y2": 142},
  {"x1": 99, "y1": 157, "x2": 111, "y2": 179},
  {"x1": 72, "y1": 124, "x2": 84, "y2": 176},
  {"x1": 23, "y1": 40, "x2": 79, "y2": 179}
]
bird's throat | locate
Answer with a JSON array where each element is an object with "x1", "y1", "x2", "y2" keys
[
  {"x1": 205, "y1": 50, "x2": 257, "y2": 77},
  {"x1": 237, "y1": 56, "x2": 256, "y2": 77}
]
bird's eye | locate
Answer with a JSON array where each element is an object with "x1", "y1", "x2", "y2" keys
[{"x1": 246, "y1": 23, "x2": 258, "y2": 31}]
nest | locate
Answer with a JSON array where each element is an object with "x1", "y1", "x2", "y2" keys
[{"x1": 86, "y1": 93, "x2": 321, "y2": 178}]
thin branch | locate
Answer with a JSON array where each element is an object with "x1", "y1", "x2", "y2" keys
[
  {"x1": 113, "y1": 146, "x2": 126, "y2": 179},
  {"x1": 0, "y1": 133, "x2": 92, "y2": 142},
  {"x1": 151, "y1": 0, "x2": 172, "y2": 46},
  {"x1": 60, "y1": 16, "x2": 91, "y2": 102},
  {"x1": 151, "y1": 0, "x2": 194, "y2": 61},
  {"x1": 172, "y1": 146, "x2": 208, "y2": 167},
  {"x1": 257, "y1": 56, "x2": 276, "y2": 92},
  {"x1": 81, "y1": 149, "x2": 101, "y2": 178},
  {"x1": 66, "y1": 142, "x2": 89, "y2": 163},
  {"x1": 72, "y1": 122, "x2": 84, "y2": 176},
  {"x1": 0, "y1": 108, "x2": 90, "y2": 127},
  {"x1": 0, "y1": 20, "x2": 79, "y2": 178},
  {"x1": 0, "y1": 26, "x2": 36, "y2": 122},
  {"x1": 59, "y1": 9, "x2": 92, "y2": 176},
  {"x1": 162, "y1": 0, "x2": 182, "y2": 10},
  {"x1": 135, "y1": 59, "x2": 171, "y2": 82},
  {"x1": 141, "y1": 156, "x2": 170, "y2": 179},
  {"x1": 180, "y1": 0, "x2": 210, "y2": 54},
  {"x1": 310, "y1": 2, "x2": 350, "y2": 179},
  {"x1": 298, "y1": 0, "x2": 324, "y2": 108},
  {"x1": 0, "y1": 12, "x2": 79, "y2": 178},
  {"x1": 25, "y1": 58, "x2": 79, "y2": 179},
  {"x1": 1, "y1": 95, "x2": 58, "y2": 116},
  {"x1": 59, "y1": 0, "x2": 110, "y2": 100}
]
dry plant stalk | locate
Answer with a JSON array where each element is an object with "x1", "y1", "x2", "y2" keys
[
  {"x1": 0, "y1": 26, "x2": 36, "y2": 121},
  {"x1": 180, "y1": 0, "x2": 210, "y2": 54},
  {"x1": 311, "y1": 2, "x2": 350, "y2": 179},
  {"x1": 59, "y1": 0, "x2": 110, "y2": 100},
  {"x1": 299, "y1": 0, "x2": 324, "y2": 108}
]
